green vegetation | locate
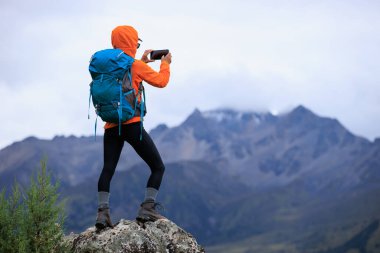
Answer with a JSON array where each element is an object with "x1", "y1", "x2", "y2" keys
[{"x1": 0, "y1": 159, "x2": 69, "y2": 253}]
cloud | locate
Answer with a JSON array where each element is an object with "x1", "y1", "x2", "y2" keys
[{"x1": 1, "y1": 0, "x2": 380, "y2": 149}]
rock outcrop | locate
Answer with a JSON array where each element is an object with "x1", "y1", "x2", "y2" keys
[{"x1": 64, "y1": 219, "x2": 205, "y2": 253}]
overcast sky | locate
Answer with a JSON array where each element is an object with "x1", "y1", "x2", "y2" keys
[{"x1": 0, "y1": 0, "x2": 379, "y2": 149}]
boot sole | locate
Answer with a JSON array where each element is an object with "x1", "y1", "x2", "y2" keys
[
  {"x1": 136, "y1": 215, "x2": 155, "y2": 223},
  {"x1": 136, "y1": 215, "x2": 168, "y2": 223},
  {"x1": 95, "y1": 222, "x2": 106, "y2": 230},
  {"x1": 95, "y1": 221, "x2": 113, "y2": 230}
]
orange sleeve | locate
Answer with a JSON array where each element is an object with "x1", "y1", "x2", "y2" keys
[{"x1": 133, "y1": 60, "x2": 170, "y2": 88}]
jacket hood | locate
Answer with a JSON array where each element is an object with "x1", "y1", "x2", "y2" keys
[{"x1": 111, "y1": 26, "x2": 139, "y2": 58}]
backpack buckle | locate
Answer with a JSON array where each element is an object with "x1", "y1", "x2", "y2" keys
[
  {"x1": 95, "y1": 104, "x2": 100, "y2": 114},
  {"x1": 112, "y1": 102, "x2": 119, "y2": 108}
]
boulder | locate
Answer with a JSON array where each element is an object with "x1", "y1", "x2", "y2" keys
[{"x1": 64, "y1": 219, "x2": 205, "y2": 253}]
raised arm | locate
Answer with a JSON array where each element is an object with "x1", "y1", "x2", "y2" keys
[{"x1": 135, "y1": 52, "x2": 172, "y2": 88}]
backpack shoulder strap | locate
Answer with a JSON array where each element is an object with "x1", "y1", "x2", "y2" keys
[{"x1": 122, "y1": 69, "x2": 133, "y2": 91}]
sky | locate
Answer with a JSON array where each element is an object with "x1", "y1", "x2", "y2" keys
[{"x1": 0, "y1": 0, "x2": 379, "y2": 149}]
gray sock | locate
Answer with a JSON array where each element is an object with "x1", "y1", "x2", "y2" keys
[
  {"x1": 144, "y1": 187, "x2": 158, "y2": 202},
  {"x1": 98, "y1": 191, "x2": 110, "y2": 208}
]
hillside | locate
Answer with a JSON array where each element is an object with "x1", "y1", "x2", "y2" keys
[{"x1": 0, "y1": 105, "x2": 379, "y2": 251}]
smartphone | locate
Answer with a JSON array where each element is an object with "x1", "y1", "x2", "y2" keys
[{"x1": 150, "y1": 49, "x2": 169, "y2": 60}]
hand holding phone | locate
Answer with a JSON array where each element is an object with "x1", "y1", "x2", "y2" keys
[
  {"x1": 141, "y1": 49, "x2": 155, "y2": 63},
  {"x1": 150, "y1": 49, "x2": 169, "y2": 60},
  {"x1": 161, "y1": 52, "x2": 172, "y2": 64}
]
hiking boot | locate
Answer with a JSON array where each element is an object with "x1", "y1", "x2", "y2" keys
[
  {"x1": 136, "y1": 200, "x2": 167, "y2": 222},
  {"x1": 95, "y1": 206, "x2": 113, "y2": 230}
]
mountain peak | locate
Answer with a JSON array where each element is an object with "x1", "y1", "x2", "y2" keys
[
  {"x1": 191, "y1": 108, "x2": 202, "y2": 117},
  {"x1": 181, "y1": 108, "x2": 204, "y2": 127},
  {"x1": 291, "y1": 105, "x2": 315, "y2": 116},
  {"x1": 283, "y1": 105, "x2": 318, "y2": 124},
  {"x1": 150, "y1": 123, "x2": 169, "y2": 137}
]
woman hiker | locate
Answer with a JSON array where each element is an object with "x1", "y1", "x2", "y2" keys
[{"x1": 95, "y1": 25, "x2": 172, "y2": 230}]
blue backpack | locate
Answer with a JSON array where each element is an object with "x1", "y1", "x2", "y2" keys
[{"x1": 88, "y1": 48, "x2": 146, "y2": 137}]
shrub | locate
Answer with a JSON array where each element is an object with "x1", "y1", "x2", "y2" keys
[{"x1": 0, "y1": 159, "x2": 68, "y2": 253}]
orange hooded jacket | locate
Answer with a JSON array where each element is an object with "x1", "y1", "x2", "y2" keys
[{"x1": 104, "y1": 25, "x2": 170, "y2": 129}]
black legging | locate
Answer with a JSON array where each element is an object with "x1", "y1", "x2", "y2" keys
[{"x1": 98, "y1": 122, "x2": 165, "y2": 192}]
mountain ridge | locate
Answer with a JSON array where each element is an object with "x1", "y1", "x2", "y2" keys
[
  {"x1": 1, "y1": 105, "x2": 379, "y2": 251},
  {"x1": 1, "y1": 105, "x2": 378, "y2": 189}
]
